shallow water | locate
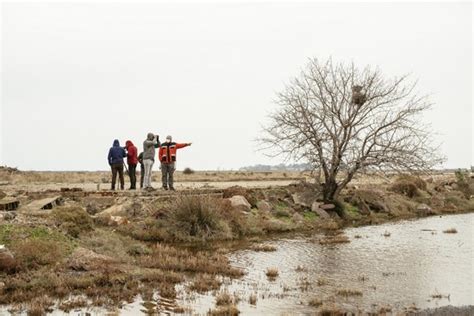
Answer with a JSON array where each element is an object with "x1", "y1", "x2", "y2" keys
[
  {"x1": 177, "y1": 213, "x2": 473, "y2": 315},
  {"x1": 2, "y1": 213, "x2": 472, "y2": 315}
]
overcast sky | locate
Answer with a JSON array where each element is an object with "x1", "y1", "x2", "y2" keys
[{"x1": 1, "y1": 2, "x2": 472, "y2": 171}]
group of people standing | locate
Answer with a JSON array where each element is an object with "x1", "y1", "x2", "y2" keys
[{"x1": 107, "y1": 133, "x2": 192, "y2": 191}]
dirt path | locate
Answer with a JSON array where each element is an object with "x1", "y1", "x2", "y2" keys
[{"x1": 0, "y1": 179, "x2": 298, "y2": 193}]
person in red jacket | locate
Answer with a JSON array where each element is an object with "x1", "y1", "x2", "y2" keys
[
  {"x1": 158, "y1": 135, "x2": 192, "y2": 190},
  {"x1": 125, "y1": 140, "x2": 138, "y2": 190}
]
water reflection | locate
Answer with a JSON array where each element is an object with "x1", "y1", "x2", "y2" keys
[{"x1": 186, "y1": 213, "x2": 473, "y2": 315}]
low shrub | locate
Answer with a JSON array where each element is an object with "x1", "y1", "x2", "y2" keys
[
  {"x1": 189, "y1": 274, "x2": 222, "y2": 293},
  {"x1": 51, "y1": 207, "x2": 93, "y2": 237},
  {"x1": 396, "y1": 174, "x2": 427, "y2": 190},
  {"x1": 389, "y1": 180, "x2": 420, "y2": 198},
  {"x1": 183, "y1": 167, "x2": 195, "y2": 175},
  {"x1": 166, "y1": 195, "x2": 235, "y2": 241},
  {"x1": 274, "y1": 208, "x2": 291, "y2": 218},
  {"x1": 13, "y1": 239, "x2": 64, "y2": 270},
  {"x1": 455, "y1": 169, "x2": 473, "y2": 198}
]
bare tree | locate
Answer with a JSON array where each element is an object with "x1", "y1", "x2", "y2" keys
[{"x1": 260, "y1": 58, "x2": 443, "y2": 201}]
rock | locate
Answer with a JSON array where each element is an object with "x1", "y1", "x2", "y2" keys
[
  {"x1": 228, "y1": 195, "x2": 251, "y2": 213},
  {"x1": 257, "y1": 200, "x2": 273, "y2": 213},
  {"x1": 311, "y1": 202, "x2": 330, "y2": 219},
  {"x1": 0, "y1": 245, "x2": 16, "y2": 272},
  {"x1": 292, "y1": 213, "x2": 304, "y2": 223},
  {"x1": 95, "y1": 213, "x2": 129, "y2": 226},
  {"x1": 291, "y1": 192, "x2": 317, "y2": 208},
  {"x1": 0, "y1": 191, "x2": 6, "y2": 199},
  {"x1": 417, "y1": 203, "x2": 434, "y2": 216},
  {"x1": 110, "y1": 216, "x2": 129, "y2": 226},
  {"x1": 2, "y1": 211, "x2": 16, "y2": 221},
  {"x1": 68, "y1": 247, "x2": 115, "y2": 271},
  {"x1": 320, "y1": 203, "x2": 336, "y2": 210}
]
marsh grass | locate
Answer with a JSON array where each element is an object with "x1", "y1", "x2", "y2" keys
[
  {"x1": 140, "y1": 243, "x2": 243, "y2": 277},
  {"x1": 208, "y1": 304, "x2": 240, "y2": 316},
  {"x1": 317, "y1": 278, "x2": 328, "y2": 286},
  {"x1": 189, "y1": 274, "x2": 222, "y2": 293},
  {"x1": 215, "y1": 290, "x2": 233, "y2": 306},
  {"x1": 308, "y1": 297, "x2": 322, "y2": 307},
  {"x1": 443, "y1": 228, "x2": 457, "y2": 234},
  {"x1": 265, "y1": 267, "x2": 279, "y2": 280},
  {"x1": 51, "y1": 206, "x2": 93, "y2": 238},
  {"x1": 248, "y1": 293, "x2": 257, "y2": 305},
  {"x1": 336, "y1": 289, "x2": 363, "y2": 297},
  {"x1": 249, "y1": 244, "x2": 277, "y2": 252}
]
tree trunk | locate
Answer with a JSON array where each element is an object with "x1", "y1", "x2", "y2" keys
[{"x1": 322, "y1": 177, "x2": 338, "y2": 201}]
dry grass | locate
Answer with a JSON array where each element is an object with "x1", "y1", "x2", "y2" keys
[
  {"x1": 336, "y1": 289, "x2": 363, "y2": 297},
  {"x1": 319, "y1": 220, "x2": 340, "y2": 231},
  {"x1": 13, "y1": 239, "x2": 66, "y2": 270},
  {"x1": 140, "y1": 243, "x2": 243, "y2": 277},
  {"x1": 389, "y1": 180, "x2": 420, "y2": 198},
  {"x1": 319, "y1": 235, "x2": 350, "y2": 245},
  {"x1": 249, "y1": 244, "x2": 277, "y2": 252},
  {"x1": 443, "y1": 228, "x2": 458, "y2": 234},
  {"x1": 51, "y1": 206, "x2": 94, "y2": 238},
  {"x1": 158, "y1": 283, "x2": 177, "y2": 299},
  {"x1": 298, "y1": 277, "x2": 312, "y2": 292},
  {"x1": 208, "y1": 304, "x2": 240, "y2": 316},
  {"x1": 308, "y1": 297, "x2": 323, "y2": 307},
  {"x1": 215, "y1": 290, "x2": 233, "y2": 306},
  {"x1": 189, "y1": 274, "x2": 222, "y2": 293},
  {"x1": 295, "y1": 265, "x2": 308, "y2": 272},
  {"x1": 248, "y1": 293, "x2": 257, "y2": 305},
  {"x1": 26, "y1": 296, "x2": 54, "y2": 316},
  {"x1": 317, "y1": 278, "x2": 328, "y2": 286},
  {"x1": 58, "y1": 297, "x2": 88, "y2": 312},
  {"x1": 265, "y1": 267, "x2": 279, "y2": 280},
  {"x1": 318, "y1": 304, "x2": 345, "y2": 316}
]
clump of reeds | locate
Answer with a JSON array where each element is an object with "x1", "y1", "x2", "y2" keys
[
  {"x1": 443, "y1": 228, "x2": 457, "y2": 234},
  {"x1": 317, "y1": 278, "x2": 328, "y2": 286},
  {"x1": 250, "y1": 244, "x2": 277, "y2": 252},
  {"x1": 336, "y1": 289, "x2": 363, "y2": 297},
  {"x1": 295, "y1": 265, "x2": 308, "y2": 272},
  {"x1": 265, "y1": 267, "x2": 279, "y2": 280},
  {"x1": 308, "y1": 297, "x2": 323, "y2": 307},
  {"x1": 189, "y1": 274, "x2": 222, "y2": 293},
  {"x1": 248, "y1": 293, "x2": 257, "y2": 305}
]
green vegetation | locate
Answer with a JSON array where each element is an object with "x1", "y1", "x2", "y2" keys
[
  {"x1": 51, "y1": 206, "x2": 93, "y2": 238},
  {"x1": 303, "y1": 211, "x2": 317, "y2": 221}
]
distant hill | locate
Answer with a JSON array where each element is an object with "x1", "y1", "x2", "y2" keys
[{"x1": 239, "y1": 163, "x2": 311, "y2": 172}]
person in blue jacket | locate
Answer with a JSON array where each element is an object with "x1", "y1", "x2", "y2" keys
[{"x1": 108, "y1": 139, "x2": 126, "y2": 190}]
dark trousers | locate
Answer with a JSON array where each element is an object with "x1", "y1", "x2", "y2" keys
[
  {"x1": 111, "y1": 163, "x2": 124, "y2": 190},
  {"x1": 161, "y1": 162, "x2": 176, "y2": 189},
  {"x1": 140, "y1": 164, "x2": 144, "y2": 188},
  {"x1": 128, "y1": 164, "x2": 137, "y2": 189}
]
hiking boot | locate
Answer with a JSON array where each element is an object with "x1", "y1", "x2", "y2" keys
[
  {"x1": 169, "y1": 187, "x2": 176, "y2": 191},
  {"x1": 163, "y1": 186, "x2": 169, "y2": 190}
]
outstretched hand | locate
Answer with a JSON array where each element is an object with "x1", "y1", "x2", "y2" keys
[{"x1": 187, "y1": 142, "x2": 192, "y2": 146}]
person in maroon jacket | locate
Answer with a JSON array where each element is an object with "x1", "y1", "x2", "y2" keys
[{"x1": 125, "y1": 140, "x2": 138, "y2": 190}]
